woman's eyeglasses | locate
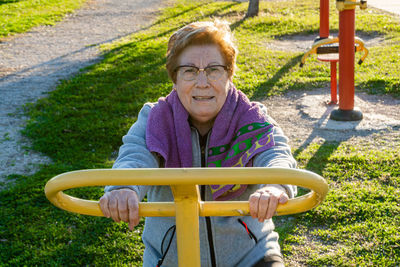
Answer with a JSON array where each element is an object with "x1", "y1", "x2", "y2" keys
[{"x1": 175, "y1": 65, "x2": 227, "y2": 81}]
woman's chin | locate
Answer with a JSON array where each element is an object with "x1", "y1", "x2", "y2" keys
[{"x1": 190, "y1": 112, "x2": 217, "y2": 125}]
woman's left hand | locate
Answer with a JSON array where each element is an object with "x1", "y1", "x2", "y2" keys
[{"x1": 249, "y1": 185, "x2": 288, "y2": 222}]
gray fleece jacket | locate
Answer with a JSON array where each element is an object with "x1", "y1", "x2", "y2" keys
[{"x1": 106, "y1": 102, "x2": 297, "y2": 267}]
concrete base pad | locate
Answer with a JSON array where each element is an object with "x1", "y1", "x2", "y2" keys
[
  {"x1": 299, "y1": 92, "x2": 400, "y2": 131},
  {"x1": 330, "y1": 107, "x2": 363, "y2": 122}
]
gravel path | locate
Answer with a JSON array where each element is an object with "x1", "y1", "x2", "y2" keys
[
  {"x1": 0, "y1": 0, "x2": 163, "y2": 185},
  {"x1": 262, "y1": 88, "x2": 400, "y2": 150}
]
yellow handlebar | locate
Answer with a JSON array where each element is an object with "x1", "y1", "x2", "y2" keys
[
  {"x1": 45, "y1": 167, "x2": 328, "y2": 217},
  {"x1": 300, "y1": 36, "x2": 369, "y2": 67},
  {"x1": 45, "y1": 167, "x2": 328, "y2": 267},
  {"x1": 336, "y1": 0, "x2": 367, "y2": 11},
  {"x1": 356, "y1": 37, "x2": 369, "y2": 65},
  {"x1": 301, "y1": 37, "x2": 339, "y2": 67}
]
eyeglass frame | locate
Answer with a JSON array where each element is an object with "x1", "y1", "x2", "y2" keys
[{"x1": 174, "y1": 64, "x2": 228, "y2": 81}]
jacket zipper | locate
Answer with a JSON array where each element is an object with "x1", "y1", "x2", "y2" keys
[
  {"x1": 196, "y1": 129, "x2": 217, "y2": 267},
  {"x1": 201, "y1": 185, "x2": 217, "y2": 267}
]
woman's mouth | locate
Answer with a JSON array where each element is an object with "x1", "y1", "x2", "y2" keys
[{"x1": 193, "y1": 96, "x2": 214, "y2": 101}]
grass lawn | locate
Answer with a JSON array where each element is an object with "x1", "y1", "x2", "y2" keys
[
  {"x1": 0, "y1": 0, "x2": 399, "y2": 265},
  {"x1": 0, "y1": 0, "x2": 86, "y2": 38}
]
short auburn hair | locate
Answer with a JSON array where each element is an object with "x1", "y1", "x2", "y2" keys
[{"x1": 166, "y1": 20, "x2": 237, "y2": 83}]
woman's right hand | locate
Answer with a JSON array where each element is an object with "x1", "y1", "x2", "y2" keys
[{"x1": 99, "y1": 189, "x2": 140, "y2": 230}]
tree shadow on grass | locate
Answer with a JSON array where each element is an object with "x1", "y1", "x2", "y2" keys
[
  {"x1": 230, "y1": 17, "x2": 246, "y2": 31},
  {"x1": 0, "y1": 0, "x2": 21, "y2": 5},
  {"x1": 250, "y1": 53, "x2": 304, "y2": 98},
  {"x1": 357, "y1": 78, "x2": 400, "y2": 97},
  {"x1": 106, "y1": 1, "x2": 242, "y2": 54}
]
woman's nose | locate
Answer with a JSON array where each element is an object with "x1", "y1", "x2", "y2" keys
[{"x1": 196, "y1": 71, "x2": 209, "y2": 87}]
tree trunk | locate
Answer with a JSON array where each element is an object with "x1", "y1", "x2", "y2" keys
[{"x1": 246, "y1": 0, "x2": 259, "y2": 18}]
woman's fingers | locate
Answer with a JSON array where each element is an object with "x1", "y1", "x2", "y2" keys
[
  {"x1": 265, "y1": 194, "x2": 278, "y2": 220},
  {"x1": 249, "y1": 192, "x2": 261, "y2": 219},
  {"x1": 279, "y1": 193, "x2": 289, "y2": 204},
  {"x1": 257, "y1": 192, "x2": 270, "y2": 222},
  {"x1": 118, "y1": 193, "x2": 129, "y2": 223},
  {"x1": 108, "y1": 193, "x2": 121, "y2": 222},
  {"x1": 128, "y1": 195, "x2": 140, "y2": 230},
  {"x1": 248, "y1": 186, "x2": 289, "y2": 221},
  {"x1": 99, "y1": 189, "x2": 140, "y2": 230},
  {"x1": 99, "y1": 193, "x2": 111, "y2": 218}
]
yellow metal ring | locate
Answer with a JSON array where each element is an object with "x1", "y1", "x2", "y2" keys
[{"x1": 44, "y1": 167, "x2": 329, "y2": 217}]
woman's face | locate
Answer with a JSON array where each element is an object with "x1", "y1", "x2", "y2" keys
[{"x1": 174, "y1": 44, "x2": 230, "y2": 129}]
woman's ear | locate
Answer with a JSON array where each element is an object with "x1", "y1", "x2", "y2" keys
[{"x1": 173, "y1": 84, "x2": 177, "y2": 90}]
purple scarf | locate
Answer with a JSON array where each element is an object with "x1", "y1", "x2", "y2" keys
[{"x1": 146, "y1": 85, "x2": 275, "y2": 200}]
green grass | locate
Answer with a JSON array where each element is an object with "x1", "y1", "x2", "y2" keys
[
  {"x1": 1, "y1": 0, "x2": 399, "y2": 265},
  {"x1": 275, "y1": 142, "x2": 399, "y2": 265},
  {"x1": 0, "y1": 0, "x2": 86, "y2": 38}
]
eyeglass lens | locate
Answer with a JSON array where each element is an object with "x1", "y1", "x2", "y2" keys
[{"x1": 179, "y1": 65, "x2": 225, "y2": 81}]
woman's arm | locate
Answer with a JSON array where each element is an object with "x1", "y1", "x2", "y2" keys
[
  {"x1": 249, "y1": 102, "x2": 297, "y2": 221},
  {"x1": 253, "y1": 102, "x2": 297, "y2": 197},
  {"x1": 105, "y1": 103, "x2": 158, "y2": 201},
  {"x1": 253, "y1": 123, "x2": 297, "y2": 198},
  {"x1": 100, "y1": 103, "x2": 158, "y2": 229}
]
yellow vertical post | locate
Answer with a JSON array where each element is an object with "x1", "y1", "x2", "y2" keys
[{"x1": 170, "y1": 185, "x2": 201, "y2": 267}]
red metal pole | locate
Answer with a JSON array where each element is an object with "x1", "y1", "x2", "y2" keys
[
  {"x1": 320, "y1": 0, "x2": 330, "y2": 38},
  {"x1": 338, "y1": 9, "x2": 355, "y2": 110},
  {"x1": 330, "y1": 6, "x2": 362, "y2": 121},
  {"x1": 330, "y1": 61, "x2": 338, "y2": 104}
]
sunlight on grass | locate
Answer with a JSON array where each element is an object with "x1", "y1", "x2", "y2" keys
[
  {"x1": 0, "y1": 0, "x2": 86, "y2": 38},
  {"x1": 279, "y1": 141, "x2": 400, "y2": 265}
]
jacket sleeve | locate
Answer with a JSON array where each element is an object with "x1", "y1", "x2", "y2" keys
[
  {"x1": 104, "y1": 103, "x2": 158, "y2": 201},
  {"x1": 253, "y1": 102, "x2": 298, "y2": 198}
]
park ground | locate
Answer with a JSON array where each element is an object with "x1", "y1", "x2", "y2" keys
[{"x1": 0, "y1": 0, "x2": 399, "y2": 266}]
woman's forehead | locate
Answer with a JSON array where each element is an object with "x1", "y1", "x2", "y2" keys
[{"x1": 178, "y1": 44, "x2": 224, "y2": 65}]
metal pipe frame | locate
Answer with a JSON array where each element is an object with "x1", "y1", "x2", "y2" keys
[{"x1": 45, "y1": 167, "x2": 329, "y2": 267}]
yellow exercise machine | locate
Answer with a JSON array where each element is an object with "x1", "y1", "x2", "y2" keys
[{"x1": 45, "y1": 167, "x2": 328, "y2": 267}]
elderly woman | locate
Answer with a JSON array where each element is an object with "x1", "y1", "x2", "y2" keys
[{"x1": 100, "y1": 20, "x2": 296, "y2": 267}]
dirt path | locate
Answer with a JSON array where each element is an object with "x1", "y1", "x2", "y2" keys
[{"x1": 0, "y1": 0, "x2": 164, "y2": 185}]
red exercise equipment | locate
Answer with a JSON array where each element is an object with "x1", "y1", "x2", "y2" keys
[{"x1": 301, "y1": 0, "x2": 368, "y2": 121}]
